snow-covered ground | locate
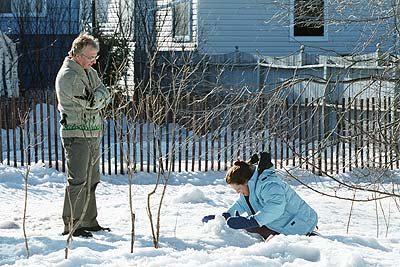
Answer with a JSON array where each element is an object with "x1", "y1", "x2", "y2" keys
[{"x1": 0, "y1": 163, "x2": 399, "y2": 267}]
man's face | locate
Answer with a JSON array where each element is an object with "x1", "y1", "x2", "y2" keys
[
  {"x1": 230, "y1": 182, "x2": 249, "y2": 196},
  {"x1": 75, "y1": 46, "x2": 98, "y2": 69}
]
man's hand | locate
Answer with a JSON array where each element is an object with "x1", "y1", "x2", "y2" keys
[{"x1": 74, "y1": 88, "x2": 95, "y2": 107}]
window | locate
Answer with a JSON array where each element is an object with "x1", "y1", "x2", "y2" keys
[
  {"x1": 17, "y1": 0, "x2": 46, "y2": 17},
  {"x1": 293, "y1": 0, "x2": 325, "y2": 38},
  {"x1": 172, "y1": 0, "x2": 191, "y2": 42},
  {"x1": 1, "y1": 0, "x2": 46, "y2": 17},
  {"x1": 0, "y1": 0, "x2": 12, "y2": 14}
]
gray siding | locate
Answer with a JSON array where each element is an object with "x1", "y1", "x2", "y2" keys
[{"x1": 197, "y1": 0, "x2": 395, "y2": 56}]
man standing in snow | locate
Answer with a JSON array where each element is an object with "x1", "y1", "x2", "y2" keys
[{"x1": 55, "y1": 33, "x2": 111, "y2": 238}]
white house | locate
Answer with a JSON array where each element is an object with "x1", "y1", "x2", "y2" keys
[
  {"x1": 149, "y1": 0, "x2": 395, "y2": 56},
  {"x1": 100, "y1": 0, "x2": 397, "y2": 100}
]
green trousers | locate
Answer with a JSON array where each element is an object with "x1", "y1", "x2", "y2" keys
[{"x1": 62, "y1": 137, "x2": 101, "y2": 232}]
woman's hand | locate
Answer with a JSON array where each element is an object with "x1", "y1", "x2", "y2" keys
[
  {"x1": 227, "y1": 215, "x2": 258, "y2": 229},
  {"x1": 202, "y1": 215, "x2": 216, "y2": 223},
  {"x1": 202, "y1": 212, "x2": 231, "y2": 223}
]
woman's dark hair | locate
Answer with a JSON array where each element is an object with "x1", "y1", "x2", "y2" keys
[{"x1": 225, "y1": 160, "x2": 253, "y2": 185}]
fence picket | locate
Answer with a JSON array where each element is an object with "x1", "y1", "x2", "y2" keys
[
  {"x1": 360, "y1": 99, "x2": 364, "y2": 169},
  {"x1": 139, "y1": 105, "x2": 144, "y2": 172},
  {"x1": 0, "y1": 101, "x2": 2, "y2": 163},
  {"x1": 323, "y1": 100, "x2": 328, "y2": 174},
  {"x1": 311, "y1": 99, "x2": 315, "y2": 174},
  {"x1": 192, "y1": 95, "x2": 196, "y2": 172},
  {"x1": 205, "y1": 98, "x2": 209, "y2": 171},
  {"x1": 291, "y1": 99, "x2": 296, "y2": 166},
  {"x1": 217, "y1": 103, "x2": 221, "y2": 171},
  {"x1": 285, "y1": 99, "x2": 290, "y2": 166},
  {"x1": 341, "y1": 98, "x2": 346, "y2": 173},
  {"x1": 185, "y1": 94, "x2": 189, "y2": 172},
  {"x1": 388, "y1": 97, "x2": 393, "y2": 170},
  {"x1": 198, "y1": 101, "x2": 202, "y2": 172},
  {"x1": 372, "y1": 98, "x2": 376, "y2": 169},
  {"x1": 384, "y1": 97, "x2": 388, "y2": 168},
  {"x1": 304, "y1": 98, "x2": 309, "y2": 170},
  {"x1": 153, "y1": 96, "x2": 158, "y2": 173},
  {"x1": 178, "y1": 101, "x2": 182, "y2": 172},
  {"x1": 132, "y1": 103, "x2": 137, "y2": 173},
  {"x1": 317, "y1": 99, "x2": 322, "y2": 176},
  {"x1": 211, "y1": 98, "x2": 215, "y2": 170},
  {"x1": 347, "y1": 98, "x2": 352, "y2": 172},
  {"x1": 146, "y1": 95, "x2": 151, "y2": 173},
  {"x1": 353, "y1": 98, "x2": 358, "y2": 169},
  {"x1": 236, "y1": 101, "x2": 240, "y2": 163},
  {"x1": 224, "y1": 112, "x2": 228, "y2": 171},
  {"x1": 335, "y1": 100, "x2": 339, "y2": 174},
  {"x1": 107, "y1": 117, "x2": 111, "y2": 175},
  {"x1": 5, "y1": 100, "x2": 10, "y2": 166},
  {"x1": 12, "y1": 97, "x2": 16, "y2": 167},
  {"x1": 378, "y1": 98, "x2": 383, "y2": 168},
  {"x1": 39, "y1": 93, "x2": 44, "y2": 164},
  {"x1": 171, "y1": 107, "x2": 176, "y2": 172},
  {"x1": 54, "y1": 92, "x2": 59, "y2": 171},
  {"x1": 18, "y1": 97, "x2": 24, "y2": 166},
  {"x1": 298, "y1": 100, "x2": 302, "y2": 168},
  {"x1": 33, "y1": 94, "x2": 38, "y2": 163},
  {"x1": 102, "y1": 130, "x2": 105, "y2": 175},
  {"x1": 119, "y1": 110, "x2": 124, "y2": 175},
  {"x1": 166, "y1": 101, "x2": 170, "y2": 171},
  {"x1": 366, "y1": 98, "x2": 370, "y2": 169},
  {"x1": 46, "y1": 92, "x2": 52, "y2": 168},
  {"x1": 241, "y1": 105, "x2": 246, "y2": 162}
]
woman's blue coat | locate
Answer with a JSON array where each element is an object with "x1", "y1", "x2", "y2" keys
[{"x1": 227, "y1": 167, "x2": 318, "y2": 235}]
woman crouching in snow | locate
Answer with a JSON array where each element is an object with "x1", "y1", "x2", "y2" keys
[{"x1": 202, "y1": 152, "x2": 318, "y2": 240}]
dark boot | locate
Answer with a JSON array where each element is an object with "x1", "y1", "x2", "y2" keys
[
  {"x1": 62, "y1": 228, "x2": 93, "y2": 238},
  {"x1": 81, "y1": 225, "x2": 111, "y2": 232}
]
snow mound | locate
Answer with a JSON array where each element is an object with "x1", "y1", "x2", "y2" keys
[
  {"x1": 201, "y1": 215, "x2": 260, "y2": 247},
  {"x1": 339, "y1": 253, "x2": 366, "y2": 267},
  {"x1": 0, "y1": 221, "x2": 19, "y2": 229},
  {"x1": 173, "y1": 184, "x2": 211, "y2": 204},
  {"x1": 242, "y1": 235, "x2": 322, "y2": 263}
]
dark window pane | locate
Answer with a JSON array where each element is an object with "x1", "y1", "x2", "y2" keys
[
  {"x1": 173, "y1": 2, "x2": 190, "y2": 38},
  {"x1": 294, "y1": 0, "x2": 324, "y2": 37},
  {"x1": 36, "y1": 0, "x2": 43, "y2": 13},
  {"x1": 0, "y1": 0, "x2": 12, "y2": 13}
]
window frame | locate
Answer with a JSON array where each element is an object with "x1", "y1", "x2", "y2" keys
[
  {"x1": 172, "y1": 0, "x2": 192, "y2": 42},
  {"x1": 290, "y1": 0, "x2": 328, "y2": 42}
]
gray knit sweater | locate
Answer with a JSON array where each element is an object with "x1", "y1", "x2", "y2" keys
[{"x1": 55, "y1": 57, "x2": 110, "y2": 138}]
